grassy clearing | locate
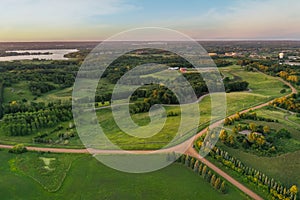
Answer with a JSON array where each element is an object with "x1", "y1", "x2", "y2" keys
[
  {"x1": 3, "y1": 81, "x2": 35, "y2": 103},
  {"x1": 140, "y1": 69, "x2": 180, "y2": 81},
  {"x1": 3, "y1": 81, "x2": 72, "y2": 103},
  {"x1": 255, "y1": 107, "x2": 300, "y2": 141},
  {"x1": 37, "y1": 87, "x2": 72, "y2": 102},
  {"x1": 0, "y1": 150, "x2": 247, "y2": 200},
  {"x1": 96, "y1": 107, "x2": 182, "y2": 149},
  {"x1": 220, "y1": 65, "x2": 289, "y2": 98}
]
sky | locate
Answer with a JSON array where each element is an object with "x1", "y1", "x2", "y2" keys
[{"x1": 0, "y1": 0, "x2": 300, "y2": 41}]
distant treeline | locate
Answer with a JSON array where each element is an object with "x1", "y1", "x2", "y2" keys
[
  {"x1": 0, "y1": 60, "x2": 79, "y2": 96},
  {"x1": 0, "y1": 51, "x2": 52, "y2": 57}
]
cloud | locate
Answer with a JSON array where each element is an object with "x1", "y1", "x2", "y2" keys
[
  {"x1": 220, "y1": 0, "x2": 300, "y2": 38},
  {"x1": 0, "y1": 0, "x2": 139, "y2": 26},
  {"x1": 1, "y1": 0, "x2": 299, "y2": 41},
  {"x1": 162, "y1": 0, "x2": 300, "y2": 39}
]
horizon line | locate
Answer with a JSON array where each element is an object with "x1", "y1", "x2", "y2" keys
[{"x1": 1, "y1": 39, "x2": 300, "y2": 43}]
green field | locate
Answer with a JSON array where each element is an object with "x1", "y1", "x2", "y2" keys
[
  {"x1": 0, "y1": 150, "x2": 247, "y2": 200},
  {"x1": 3, "y1": 81, "x2": 36, "y2": 103},
  {"x1": 220, "y1": 65, "x2": 290, "y2": 97},
  {"x1": 37, "y1": 87, "x2": 73, "y2": 102}
]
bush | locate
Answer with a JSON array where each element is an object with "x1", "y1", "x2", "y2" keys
[
  {"x1": 9, "y1": 144, "x2": 27, "y2": 154},
  {"x1": 276, "y1": 129, "x2": 291, "y2": 139},
  {"x1": 280, "y1": 89, "x2": 286, "y2": 93}
]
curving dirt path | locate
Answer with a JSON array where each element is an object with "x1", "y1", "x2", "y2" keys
[{"x1": 0, "y1": 75, "x2": 297, "y2": 200}]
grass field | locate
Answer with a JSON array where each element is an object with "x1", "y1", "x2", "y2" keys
[
  {"x1": 220, "y1": 65, "x2": 290, "y2": 98},
  {"x1": 0, "y1": 150, "x2": 247, "y2": 200},
  {"x1": 3, "y1": 81, "x2": 35, "y2": 103},
  {"x1": 140, "y1": 69, "x2": 180, "y2": 81},
  {"x1": 37, "y1": 87, "x2": 73, "y2": 102}
]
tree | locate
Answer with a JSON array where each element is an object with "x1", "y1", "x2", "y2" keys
[
  {"x1": 221, "y1": 181, "x2": 227, "y2": 193},
  {"x1": 181, "y1": 154, "x2": 186, "y2": 164},
  {"x1": 214, "y1": 178, "x2": 221, "y2": 190},
  {"x1": 249, "y1": 123, "x2": 257, "y2": 132},
  {"x1": 232, "y1": 127, "x2": 238, "y2": 135},
  {"x1": 263, "y1": 125, "x2": 270, "y2": 134},
  {"x1": 283, "y1": 187, "x2": 287, "y2": 196},
  {"x1": 279, "y1": 71, "x2": 289, "y2": 79},
  {"x1": 287, "y1": 75, "x2": 299, "y2": 83},
  {"x1": 198, "y1": 163, "x2": 203, "y2": 175},
  {"x1": 280, "y1": 88, "x2": 286, "y2": 94},
  {"x1": 224, "y1": 118, "x2": 232, "y2": 125},
  {"x1": 242, "y1": 139, "x2": 250, "y2": 149},
  {"x1": 219, "y1": 129, "x2": 228, "y2": 142},
  {"x1": 202, "y1": 165, "x2": 207, "y2": 178},
  {"x1": 184, "y1": 155, "x2": 190, "y2": 167},
  {"x1": 190, "y1": 157, "x2": 196, "y2": 168},
  {"x1": 256, "y1": 135, "x2": 266, "y2": 147},
  {"x1": 290, "y1": 185, "x2": 298, "y2": 195},
  {"x1": 9, "y1": 144, "x2": 27, "y2": 154},
  {"x1": 193, "y1": 160, "x2": 199, "y2": 172},
  {"x1": 206, "y1": 170, "x2": 212, "y2": 182},
  {"x1": 227, "y1": 135, "x2": 235, "y2": 146},
  {"x1": 248, "y1": 132, "x2": 256, "y2": 143},
  {"x1": 210, "y1": 174, "x2": 216, "y2": 186},
  {"x1": 276, "y1": 129, "x2": 291, "y2": 139}
]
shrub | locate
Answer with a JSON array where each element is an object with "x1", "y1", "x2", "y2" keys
[
  {"x1": 276, "y1": 129, "x2": 291, "y2": 139},
  {"x1": 9, "y1": 144, "x2": 27, "y2": 154},
  {"x1": 280, "y1": 89, "x2": 286, "y2": 94}
]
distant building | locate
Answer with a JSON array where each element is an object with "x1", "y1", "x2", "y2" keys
[
  {"x1": 279, "y1": 52, "x2": 284, "y2": 59},
  {"x1": 224, "y1": 52, "x2": 237, "y2": 57},
  {"x1": 168, "y1": 67, "x2": 179, "y2": 70},
  {"x1": 179, "y1": 68, "x2": 187, "y2": 73},
  {"x1": 284, "y1": 61, "x2": 300, "y2": 66},
  {"x1": 288, "y1": 56, "x2": 300, "y2": 60},
  {"x1": 208, "y1": 53, "x2": 217, "y2": 57}
]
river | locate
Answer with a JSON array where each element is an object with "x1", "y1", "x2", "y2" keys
[{"x1": 0, "y1": 49, "x2": 78, "y2": 61}]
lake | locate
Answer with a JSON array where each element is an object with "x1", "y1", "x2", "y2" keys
[{"x1": 0, "y1": 49, "x2": 78, "y2": 61}]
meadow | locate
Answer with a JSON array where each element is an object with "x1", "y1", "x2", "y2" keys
[
  {"x1": 3, "y1": 81, "x2": 36, "y2": 103},
  {"x1": 0, "y1": 150, "x2": 247, "y2": 200}
]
